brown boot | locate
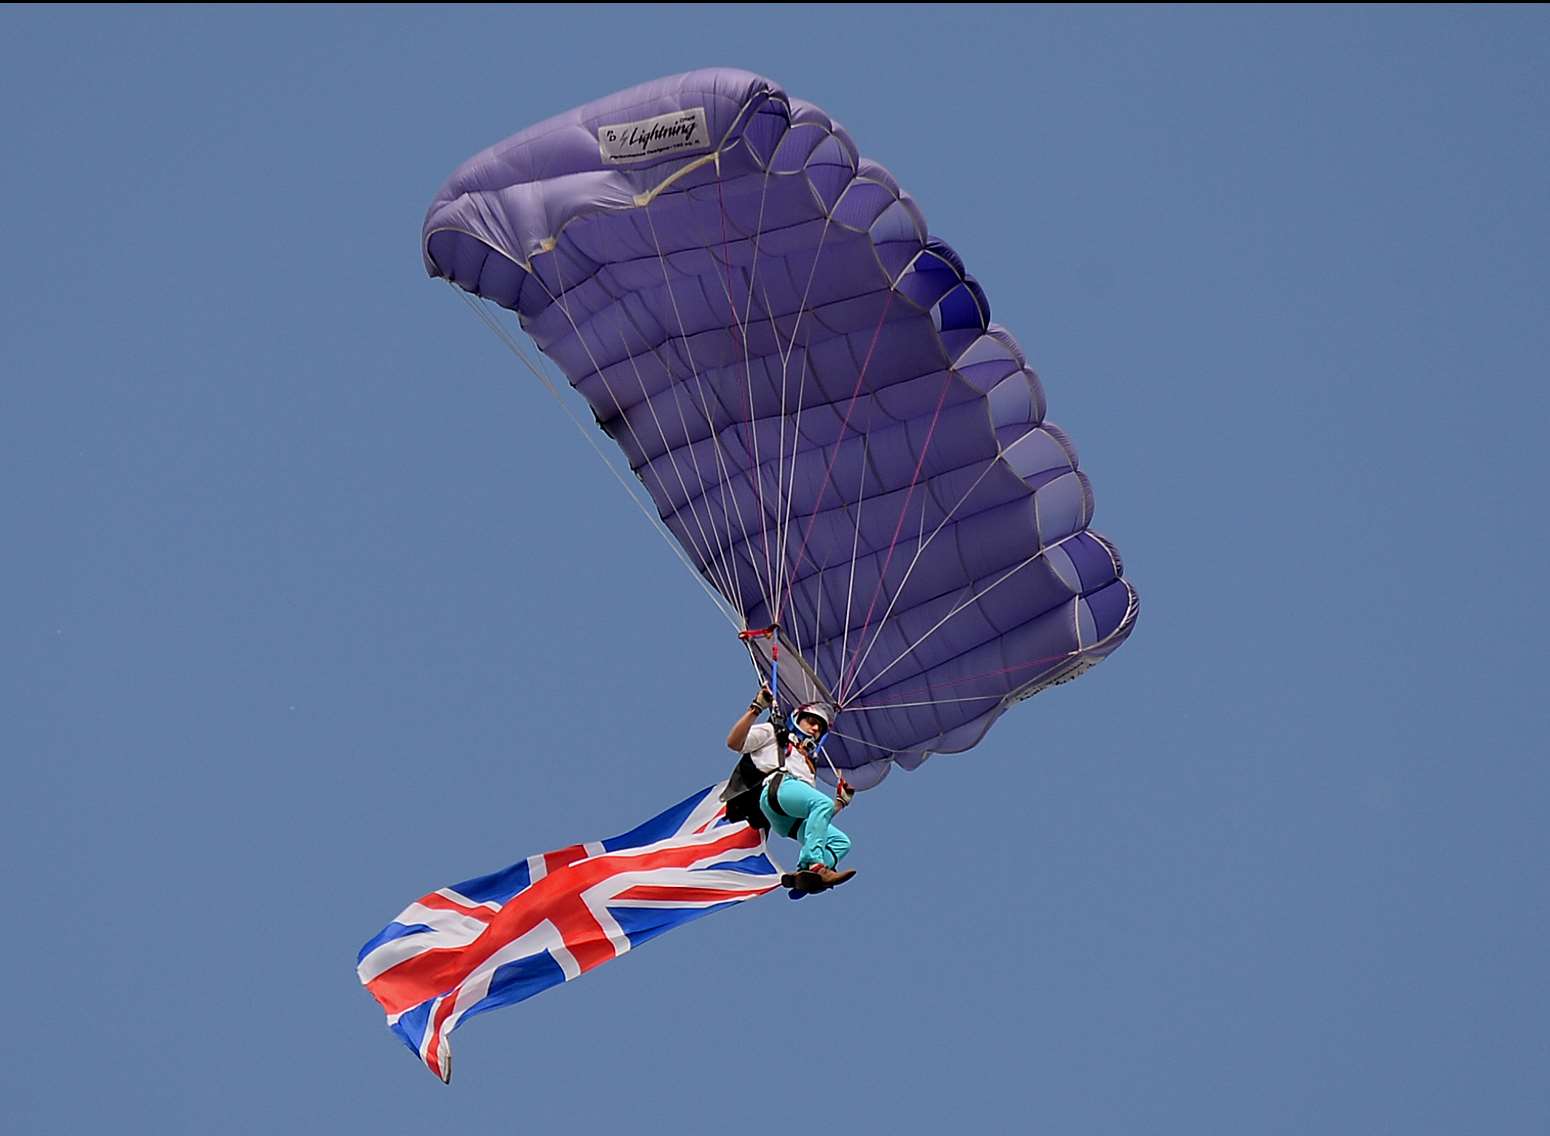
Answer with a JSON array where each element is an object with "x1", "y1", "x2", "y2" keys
[
  {"x1": 783, "y1": 864, "x2": 857, "y2": 893},
  {"x1": 811, "y1": 864, "x2": 856, "y2": 888}
]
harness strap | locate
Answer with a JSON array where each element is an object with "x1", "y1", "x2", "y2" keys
[
  {"x1": 764, "y1": 771, "x2": 793, "y2": 819},
  {"x1": 763, "y1": 771, "x2": 805, "y2": 840}
]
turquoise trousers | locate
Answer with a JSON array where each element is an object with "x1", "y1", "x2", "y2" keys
[{"x1": 759, "y1": 775, "x2": 851, "y2": 870}]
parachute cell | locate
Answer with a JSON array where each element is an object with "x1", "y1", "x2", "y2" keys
[{"x1": 422, "y1": 69, "x2": 1138, "y2": 789}]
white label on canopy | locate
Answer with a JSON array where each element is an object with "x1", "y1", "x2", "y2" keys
[{"x1": 597, "y1": 107, "x2": 710, "y2": 164}]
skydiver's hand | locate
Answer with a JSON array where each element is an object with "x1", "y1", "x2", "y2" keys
[
  {"x1": 835, "y1": 777, "x2": 854, "y2": 809},
  {"x1": 749, "y1": 686, "x2": 775, "y2": 714}
]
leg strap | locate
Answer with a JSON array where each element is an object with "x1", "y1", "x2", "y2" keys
[{"x1": 764, "y1": 771, "x2": 793, "y2": 820}]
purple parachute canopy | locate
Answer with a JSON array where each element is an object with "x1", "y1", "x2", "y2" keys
[{"x1": 422, "y1": 69, "x2": 1137, "y2": 789}]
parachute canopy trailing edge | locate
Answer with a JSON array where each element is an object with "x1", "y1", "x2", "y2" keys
[{"x1": 422, "y1": 69, "x2": 1138, "y2": 790}]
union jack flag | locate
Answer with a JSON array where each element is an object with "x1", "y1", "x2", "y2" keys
[{"x1": 356, "y1": 782, "x2": 782, "y2": 1082}]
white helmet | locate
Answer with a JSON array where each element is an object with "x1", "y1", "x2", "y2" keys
[{"x1": 789, "y1": 702, "x2": 835, "y2": 736}]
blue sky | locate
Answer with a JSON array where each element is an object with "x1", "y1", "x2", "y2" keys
[{"x1": 5, "y1": 6, "x2": 1547, "y2": 1134}]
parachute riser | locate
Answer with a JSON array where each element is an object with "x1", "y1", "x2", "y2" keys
[{"x1": 739, "y1": 624, "x2": 781, "y2": 715}]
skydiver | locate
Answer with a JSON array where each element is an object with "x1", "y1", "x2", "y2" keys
[{"x1": 724, "y1": 688, "x2": 856, "y2": 894}]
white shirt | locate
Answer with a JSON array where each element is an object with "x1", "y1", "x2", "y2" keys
[{"x1": 739, "y1": 722, "x2": 817, "y2": 786}]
